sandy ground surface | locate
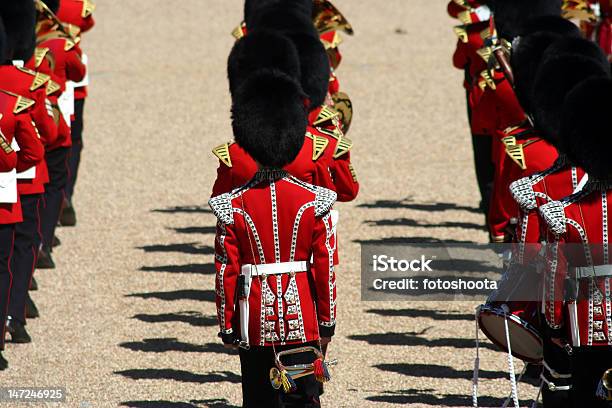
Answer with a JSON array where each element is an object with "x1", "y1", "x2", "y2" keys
[{"x1": 4, "y1": 1, "x2": 541, "y2": 407}]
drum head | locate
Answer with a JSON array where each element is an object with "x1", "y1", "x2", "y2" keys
[{"x1": 477, "y1": 305, "x2": 543, "y2": 363}]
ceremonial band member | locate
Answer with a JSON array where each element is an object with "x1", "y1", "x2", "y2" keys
[
  {"x1": 209, "y1": 18, "x2": 337, "y2": 407},
  {"x1": 0, "y1": 17, "x2": 46, "y2": 369},
  {"x1": 35, "y1": 0, "x2": 86, "y2": 268},
  {"x1": 0, "y1": 1, "x2": 55, "y2": 337}
]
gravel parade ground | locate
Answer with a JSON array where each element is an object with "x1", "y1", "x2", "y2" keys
[{"x1": 5, "y1": 1, "x2": 541, "y2": 406}]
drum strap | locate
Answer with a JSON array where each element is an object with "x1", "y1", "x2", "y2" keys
[
  {"x1": 571, "y1": 264, "x2": 612, "y2": 279},
  {"x1": 472, "y1": 311, "x2": 480, "y2": 408},
  {"x1": 502, "y1": 317, "x2": 520, "y2": 408}
]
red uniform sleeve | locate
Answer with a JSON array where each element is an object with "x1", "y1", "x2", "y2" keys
[
  {"x1": 30, "y1": 89, "x2": 58, "y2": 147},
  {"x1": 14, "y1": 116, "x2": 45, "y2": 172},
  {"x1": 330, "y1": 153, "x2": 359, "y2": 202},
  {"x1": 0, "y1": 140, "x2": 17, "y2": 172},
  {"x1": 211, "y1": 162, "x2": 233, "y2": 198},
  {"x1": 312, "y1": 211, "x2": 337, "y2": 337},
  {"x1": 214, "y1": 220, "x2": 241, "y2": 337},
  {"x1": 65, "y1": 48, "x2": 86, "y2": 83},
  {"x1": 488, "y1": 151, "x2": 520, "y2": 242},
  {"x1": 453, "y1": 40, "x2": 468, "y2": 70}
]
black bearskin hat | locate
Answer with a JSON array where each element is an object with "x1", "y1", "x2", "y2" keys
[
  {"x1": 531, "y1": 38, "x2": 610, "y2": 147},
  {"x1": 249, "y1": 1, "x2": 330, "y2": 109},
  {"x1": 560, "y1": 77, "x2": 612, "y2": 179},
  {"x1": 41, "y1": 0, "x2": 60, "y2": 13},
  {"x1": 0, "y1": 0, "x2": 37, "y2": 61},
  {"x1": 232, "y1": 70, "x2": 307, "y2": 168},
  {"x1": 490, "y1": 0, "x2": 562, "y2": 40},
  {"x1": 227, "y1": 30, "x2": 301, "y2": 97},
  {"x1": 511, "y1": 16, "x2": 580, "y2": 116}
]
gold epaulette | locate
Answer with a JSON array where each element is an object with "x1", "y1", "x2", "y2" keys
[
  {"x1": 64, "y1": 37, "x2": 80, "y2": 51},
  {"x1": 34, "y1": 47, "x2": 50, "y2": 68},
  {"x1": 502, "y1": 136, "x2": 526, "y2": 170},
  {"x1": 0, "y1": 116, "x2": 14, "y2": 154},
  {"x1": 452, "y1": 0, "x2": 470, "y2": 7},
  {"x1": 331, "y1": 91, "x2": 353, "y2": 133},
  {"x1": 212, "y1": 143, "x2": 233, "y2": 167},
  {"x1": 476, "y1": 46, "x2": 493, "y2": 63},
  {"x1": 348, "y1": 163, "x2": 357, "y2": 182},
  {"x1": 453, "y1": 26, "x2": 469, "y2": 43},
  {"x1": 321, "y1": 31, "x2": 343, "y2": 50},
  {"x1": 333, "y1": 136, "x2": 353, "y2": 159},
  {"x1": 65, "y1": 23, "x2": 81, "y2": 39},
  {"x1": 313, "y1": 105, "x2": 340, "y2": 126},
  {"x1": 16, "y1": 67, "x2": 50, "y2": 91},
  {"x1": 478, "y1": 70, "x2": 496, "y2": 91},
  {"x1": 46, "y1": 80, "x2": 61, "y2": 96},
  {"x1": 231, "y1": 22, "x2": 246, "y2": 40},
  {"x1": 480, "y1": 27, "x2": 493, "y2": 41},
  {"x1": 82, "y1": 0, "x2": 96, "y2": 18},
  {"x1": 457, "y1": 10, "x2": 473, "y2": 25},
  {"x1": 313, "y1": 0, "x2": 354, "y2": 35},
  {"x1": 0, "y1": 90, "x2": 36, "y2": 114},
  {"x1": 306, "y1": 133, "x2": 329, "y2": 161}
]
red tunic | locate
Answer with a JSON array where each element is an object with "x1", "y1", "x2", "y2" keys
[
  {"x1": 0, "y1": 92, "x2": 46, "y2": 224},
  {"x1": 211, "y1": 131, "x2": 335, "y2": 198},
  {"x1": 210, "y1": 169, "x2": 337, "y2": 346},
  {"x1": 510, "y1": 161, "x2": 585, "y2": 263},
  {"x1": 487, "y1": 126, "x2": 558, "y2": 242},
  {"x1": 307, "y1": 106, "x2": 359, "y2": 202},
  {"x1": 452, "y1": 21, "x2": 489, "y2": 89},
  {"x1": 57, "y1": 0, "x2": 96, "y2": 34},
  {"x1": 540, "y1": 181, "x2": 612, "y2": 347}
]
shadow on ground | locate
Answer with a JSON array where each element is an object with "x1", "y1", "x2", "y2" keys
[
  {"x1": 139, "y1": 263, "x2": 215, "y2": 274},
  {"x1": 348, "y1": 332, "x2": 497, "y2": 351},
  {"x1": 119, "y1": 338, "x2": 234, "y2": 354},
  {"x1": 126, "y1": 289, "x2": 215, "y2": 302},
  {"x1": 120, "y1": 399, "x2": 239, "y2": 408},
  {"x1": 365, "y1": 389, "x2": 533, "y2": 406},
  {"x1": 132, "y1": 311, "x2": 217, "y2": 327},
  {"x1": 115, "y1": 369, "x2": 240, "y2": 384}
]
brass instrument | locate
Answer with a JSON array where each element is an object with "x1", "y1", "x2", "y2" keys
[
  {"x1": 35, "y1": 0, "x2": 78, "y2": 41},
  {"x1": 312, "y1": 0, "x2": 354, "y2": 35},
  {"x1": 269, "y1": 346, "x2": 337, "y2": 393},
  {"x1": 597, "y1": 368, "x2": 612, "y2": 401}
]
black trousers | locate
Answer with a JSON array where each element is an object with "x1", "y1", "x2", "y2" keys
[
  {"x1": 66, "y1": 98, "x2": 85, "y2": 201},
  {"x1": 40, "y1": 147, "x2": 69, "y2": 249},
  {"x1": 9, "y1": 194, "x2": 41, "y2": 324},
  {"x1": 239, "y1": 342, "x2": 322, "y2": 408},
  {"x1": 541, "y1": 333, "x2": 572, "y2": 407},
  {"x1": 0, "y1": 224, "x2": 14, "y2": 350},
  {"x1": 570, "y1": 347, "x2": 612, "y2": 408}
]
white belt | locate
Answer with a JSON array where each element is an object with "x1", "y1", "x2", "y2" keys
[{"x1": 241, "y1": 261, "x2": 308, "y2": 277}]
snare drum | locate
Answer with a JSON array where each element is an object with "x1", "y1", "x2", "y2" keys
[{"x1": 477, "y1": 263, "x2": 543, "y2": 363}]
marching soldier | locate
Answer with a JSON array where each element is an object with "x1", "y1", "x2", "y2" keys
[
  {"x1": 210, "y1": 14, "x2": 337, "y2": 407},
  {"x1": 536, "y1": 38, "x2": 612, "y2": 407},
  {"x1": 35, "y1": 0, "x2": 86, "y2": 268},
  {"x1": 57, "y1": 0, "x2": 96, "y2": 226},
  {"x1": 506, "y1": 18, "x2": 585, "y2": 406},
  {"x1": 0, "y1": 16, "x2": 46, "y2": 367},
  {"x1": 472, "y1": 0, "x2": 564, "y2": 242}
]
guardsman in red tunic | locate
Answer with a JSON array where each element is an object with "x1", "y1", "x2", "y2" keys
[
  {"x1": 210, "y1": 17, "x2": 336, "y2": 407},
  {"x1": 449, "y1": 1, "x2": 494, "y2": 215},
  {"x1": 0, "y1": 54, "x2": 46, "y2": 370},
  {"x1": 212, "y1": 28, "x2": 334, "y2": 197},
  {"x1": 0, "y1": 1, "x2": 59, "y2": 324},
  {"x1": 56, "y1": 0, "x2": 96, "y2": 225},
  {"x1": 472, "y1": 0, "x2": 563, "y2": 242},
  {"x1": 34, "y1": 0, "x2": 86, "y2": 268},
  {"x1": 504, "y1": 23, "x2": 587, "y2": 405},
  {"x1": 537, "y1": 44, "x2": 612, "y2": 406}
]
